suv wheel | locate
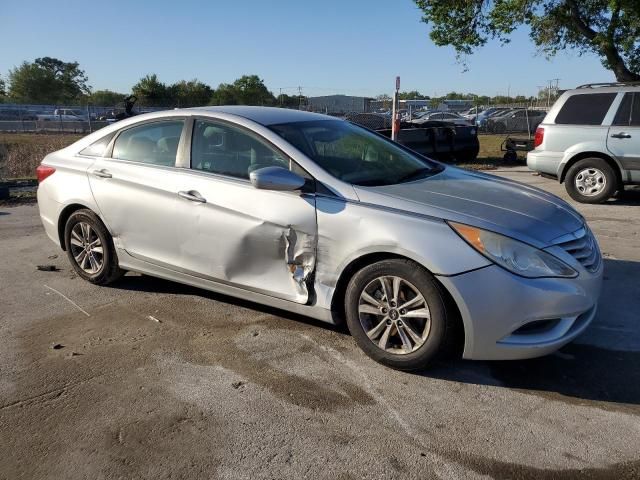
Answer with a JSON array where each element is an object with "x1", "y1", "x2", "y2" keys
[
  {"x1": 64, "y1": 209, "x2": 124, "y2": 284},
  {"x1": 344, "y1": 259, "x2": 456, "y2": 371},
  {"x1": 565, "y1": 158, "x2": 617, "y2": 204}
]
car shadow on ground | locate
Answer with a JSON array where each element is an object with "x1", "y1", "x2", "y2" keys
[
  {"x1": 426, "y1": 258, "x2": 640, "y2": 409},
  {"x1": 609, "y1": 186, "x2": 640, "y2": 205},
  {"x1": 110, "y1": 273, "x2": 347, "y2": 334},
  {"x1": 111, "y1": 259, "x2": 639, "y2": 409}
]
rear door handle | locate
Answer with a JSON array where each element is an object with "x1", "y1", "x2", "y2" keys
[
  {"x1": 611, "y1": 132, "x2": 632, "y2": 139},
  {"x1": 178, "y1": 190, "x2": 206, "y2": 203},
  {"x1": 92, "y1": 169, "x2": 112, "y2": 178}
]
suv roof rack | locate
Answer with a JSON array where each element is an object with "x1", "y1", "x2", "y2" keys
[{"x1": 576, "y1": 81, "x2": 640, "y2": 89}]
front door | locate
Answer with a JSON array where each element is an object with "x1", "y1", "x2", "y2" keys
[
  {"x1": 607, "y1": 92, "x2": 640, "y2": 172},
  {"x1": 88, "y1": 118, "x2": 186, "y2": 267},
  {"x1": 172, "y1": 118, "x2": 317, "y2": 304}
]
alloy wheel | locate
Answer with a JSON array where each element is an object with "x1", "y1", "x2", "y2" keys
[
  {"x1": 358, "y1": 276, "x2": 431, "y2": 355},
  {"x1": 69, "y1": 222, "x2": 104, "y2": 274}
]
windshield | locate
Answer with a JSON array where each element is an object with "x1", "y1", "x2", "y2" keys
[{"x1": 268, "y1": 120, "x2": 442, "y2": 186}]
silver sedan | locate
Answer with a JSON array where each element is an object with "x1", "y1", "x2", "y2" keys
[{"x1": 36, "y1": 107, "x2": 602, "y2": 370}]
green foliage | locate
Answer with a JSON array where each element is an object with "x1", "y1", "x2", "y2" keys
[
  {"x1": 132, "y1": 74, "x2": 170, "y2": 106},
  {"x1": 88, "y1": 89, "x2": 127, "y2": 106},
  {"x1": 211, "y1": 75, "x2": 275, "y2": 106},
  {"x1": 170, "y1": 79, "x2": 213, "y2": 107},
  {"x1": 398, "y1": 90, "x2": 430, "y2": 100},
  {"x1": 414, "y1": 0, "x2": 640, "y2": 81},
  {"x1": 8, "y1": 57, "x2": 91, "y2": 103}
]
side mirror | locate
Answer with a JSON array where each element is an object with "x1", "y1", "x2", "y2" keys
[{"x1": 249, "y1": 166, "x2": 306, "y2": 191}]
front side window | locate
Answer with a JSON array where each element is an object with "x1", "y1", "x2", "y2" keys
[
  {"x1": 555, "y1": 93, "x2": 616, "y2": 125},
  {"x1": 191, "y1": 119, "x2": 288, "y2": 180},
  {"x1": 112, "y1": 120, "x2": 184, "y2": 166},
  {"x1": 269, "y1": 120, "x2": 442, "y2": 186}
]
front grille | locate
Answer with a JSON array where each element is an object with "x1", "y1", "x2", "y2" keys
[{"x1": 554, "y1": 226, "x2": 600, "y2": 272}]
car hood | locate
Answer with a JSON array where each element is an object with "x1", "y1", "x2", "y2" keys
[{"x1": 353, "y1": 167, "x2": 584, "y2": 248}]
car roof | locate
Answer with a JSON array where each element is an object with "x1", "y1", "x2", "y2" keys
[{"x1": 187, "y1": 106, "x2": 335, "y2": 126}]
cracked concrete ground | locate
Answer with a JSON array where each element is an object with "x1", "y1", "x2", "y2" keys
[{"x1": 0, "y1": 168, "x2": 639, "y2": 479}]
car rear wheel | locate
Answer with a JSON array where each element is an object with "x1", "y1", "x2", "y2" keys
[
  {"x1": 64, "y1": 209, "x2": 124, "y2": 285},
  {"x1": 345, "y1": 259, "x2": 456, "y2": 370},
  {"x1": 565, "y1": 158, "x2": 617, "y2": 204}
]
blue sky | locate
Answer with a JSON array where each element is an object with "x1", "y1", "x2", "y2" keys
[{"x1": 1, "y1": 0, "x2": 615, "y2": 98}]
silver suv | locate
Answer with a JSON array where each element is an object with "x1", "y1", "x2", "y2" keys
[{"x1": 527, "y1": 82, "x2": 640, "y2": 203}]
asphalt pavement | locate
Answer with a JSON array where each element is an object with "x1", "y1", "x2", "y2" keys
[{"x1": 1, "y1": 168, "x2": 639, "y2": 479}]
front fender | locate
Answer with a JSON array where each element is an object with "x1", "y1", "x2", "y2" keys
[{"x1": 312, "y1": 196, "x2": 490, "y2": 311}]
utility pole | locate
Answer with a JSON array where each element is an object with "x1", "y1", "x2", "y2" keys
[
  {"x1": 298, "y1": 86, "x2": 303, "y2": 110},
  {"x1": 392, "y1": 76, "x2": 400, "y2": 141},
  {"x1": 279, "y1": 88, "x2": 283, "y2": 107}
]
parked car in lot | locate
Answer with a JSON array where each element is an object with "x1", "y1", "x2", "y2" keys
[
  {"x1": 487, "y1": 109, "x2": 547, "y2": 133},
  {"x1": 411, "y1": 111, "x2": 471, "y2": 126},
  {"x1": 476, "y1": 107, "x2": 513, "y2": 129},
  {"x1": 37, "y1": 108, "x2": 87, "y2": 122},
  {"x1": 528, "y1": 82, "x2": 640, "y2": 203},
  {"x1": 36, "y1": 106, "x2": 602, "y2": 370}
]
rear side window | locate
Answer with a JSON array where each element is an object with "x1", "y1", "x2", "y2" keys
[
  {"x1": 79, "y1": 132, "x2": 116, "y2": 157},
  {"x1": 112, "y1": 120, "x2": 184, "y2": 166},
  {"x1": 555, "y1": 93, "x2": 616, "y2": 125},
  {"x1": 613, "y1": 93, "x2": 640, "y2": 126}
]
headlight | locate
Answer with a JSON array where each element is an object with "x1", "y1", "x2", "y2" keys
[{"x1": 449, "y1": 222, "x2": 577, "y2": 278}]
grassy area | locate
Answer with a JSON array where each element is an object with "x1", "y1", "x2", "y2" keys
[
  {"x1": 459, "y1": 134, "x2": 529, "y2": 170},
  {"x1": 0, "y1": 133, "x2": 82, "y2": 179}
]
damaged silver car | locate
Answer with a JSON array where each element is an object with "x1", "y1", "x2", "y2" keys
[{"x1": 36, "y1": 107, "x2": 602, "y2": 370}]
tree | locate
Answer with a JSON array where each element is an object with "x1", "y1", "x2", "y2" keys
[
  {"x1": 8, "y1": 57, "x2": 91, "y2": 103},
  {"x1": 170, "y1": 79, "x2": 213, "y2": 107},
  {"x1": 211, "y1": 75, "x2": 275, "y2": 106},
  {"x1": 0, "y1": 75, "x2": 5, "y2": 102},
  {"x1": 414, "y1": 0, "x2": 640, "y2": 81},
  {"x1": 398, "y1": 90, "x2": 430, "y2": 100},
  {"x1": 132, "y1": 74, "x2": 169, "y2": 106},
  {"x1": 88, "y1": 89, "x2": 126, "y2": 106}
]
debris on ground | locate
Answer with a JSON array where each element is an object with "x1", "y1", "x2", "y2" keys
[
  {"x1": 51, "y1": 343, "x2": 64, "y2": 350},
  {"x1": 148, "y1": 315, "x2": 161, "y2": 323},
  {"x1": 47, "y1": 254, "x2": 58, "y2": 259},
  {"x1": 37, "y1": 265, "x2": 59, "y2": 271},
  {"x1": 232, "y1": 381, "x2": 245, "y2": 389}
]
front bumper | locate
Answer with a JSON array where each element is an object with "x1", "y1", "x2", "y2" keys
[{"x1": 437, "y1": 263, "x2": 603, "y2": 360}]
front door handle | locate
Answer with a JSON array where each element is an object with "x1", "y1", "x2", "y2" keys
[
  {"x1": 178, "y1": 190, "x2": 206, "y2": 203},
  {"x1": 611, "y1": 132, "x2": 632, "y2": 139},
  {"x1": 92, "y1": 169, "x2": 112, "y2": 178}
]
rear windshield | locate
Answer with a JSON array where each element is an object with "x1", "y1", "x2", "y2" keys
[{"x1": 555, "y1": 93, "x2": 616, "y2": 125}]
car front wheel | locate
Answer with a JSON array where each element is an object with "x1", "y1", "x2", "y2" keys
[
  {"x1": 64, "y1": 209, "x2": 124, "y2": 284},
  {"x1": 565, "y1": 158, "x2": 617, "y2": 204},
  {"x1": 345, "y1": 259, "x2": 457, "y2": 370}
]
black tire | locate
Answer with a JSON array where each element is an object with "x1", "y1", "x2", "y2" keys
[
  {"x1": 344, "y1": 259, "x2": 457, "y2": 371},
  {"x1": 564, "y1": 157, "x2": 617, "y2": 204},
  {"x1": 64, "y1": 209, "x2": 124, "y2": 285},
  {"x1": 503, "y1": 150, "x2": 518, "y2": 163}
]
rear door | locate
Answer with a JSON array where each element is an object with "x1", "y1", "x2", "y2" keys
[
  {"x1": 607, "y1": 92, "x2": 640, "y2": 171},
  {"x1": 88, "y1": 118, "x2": 186, "y2": 267},
  {"x1": 171, "y1": 117, "x2": 318, "y2": 304}
]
